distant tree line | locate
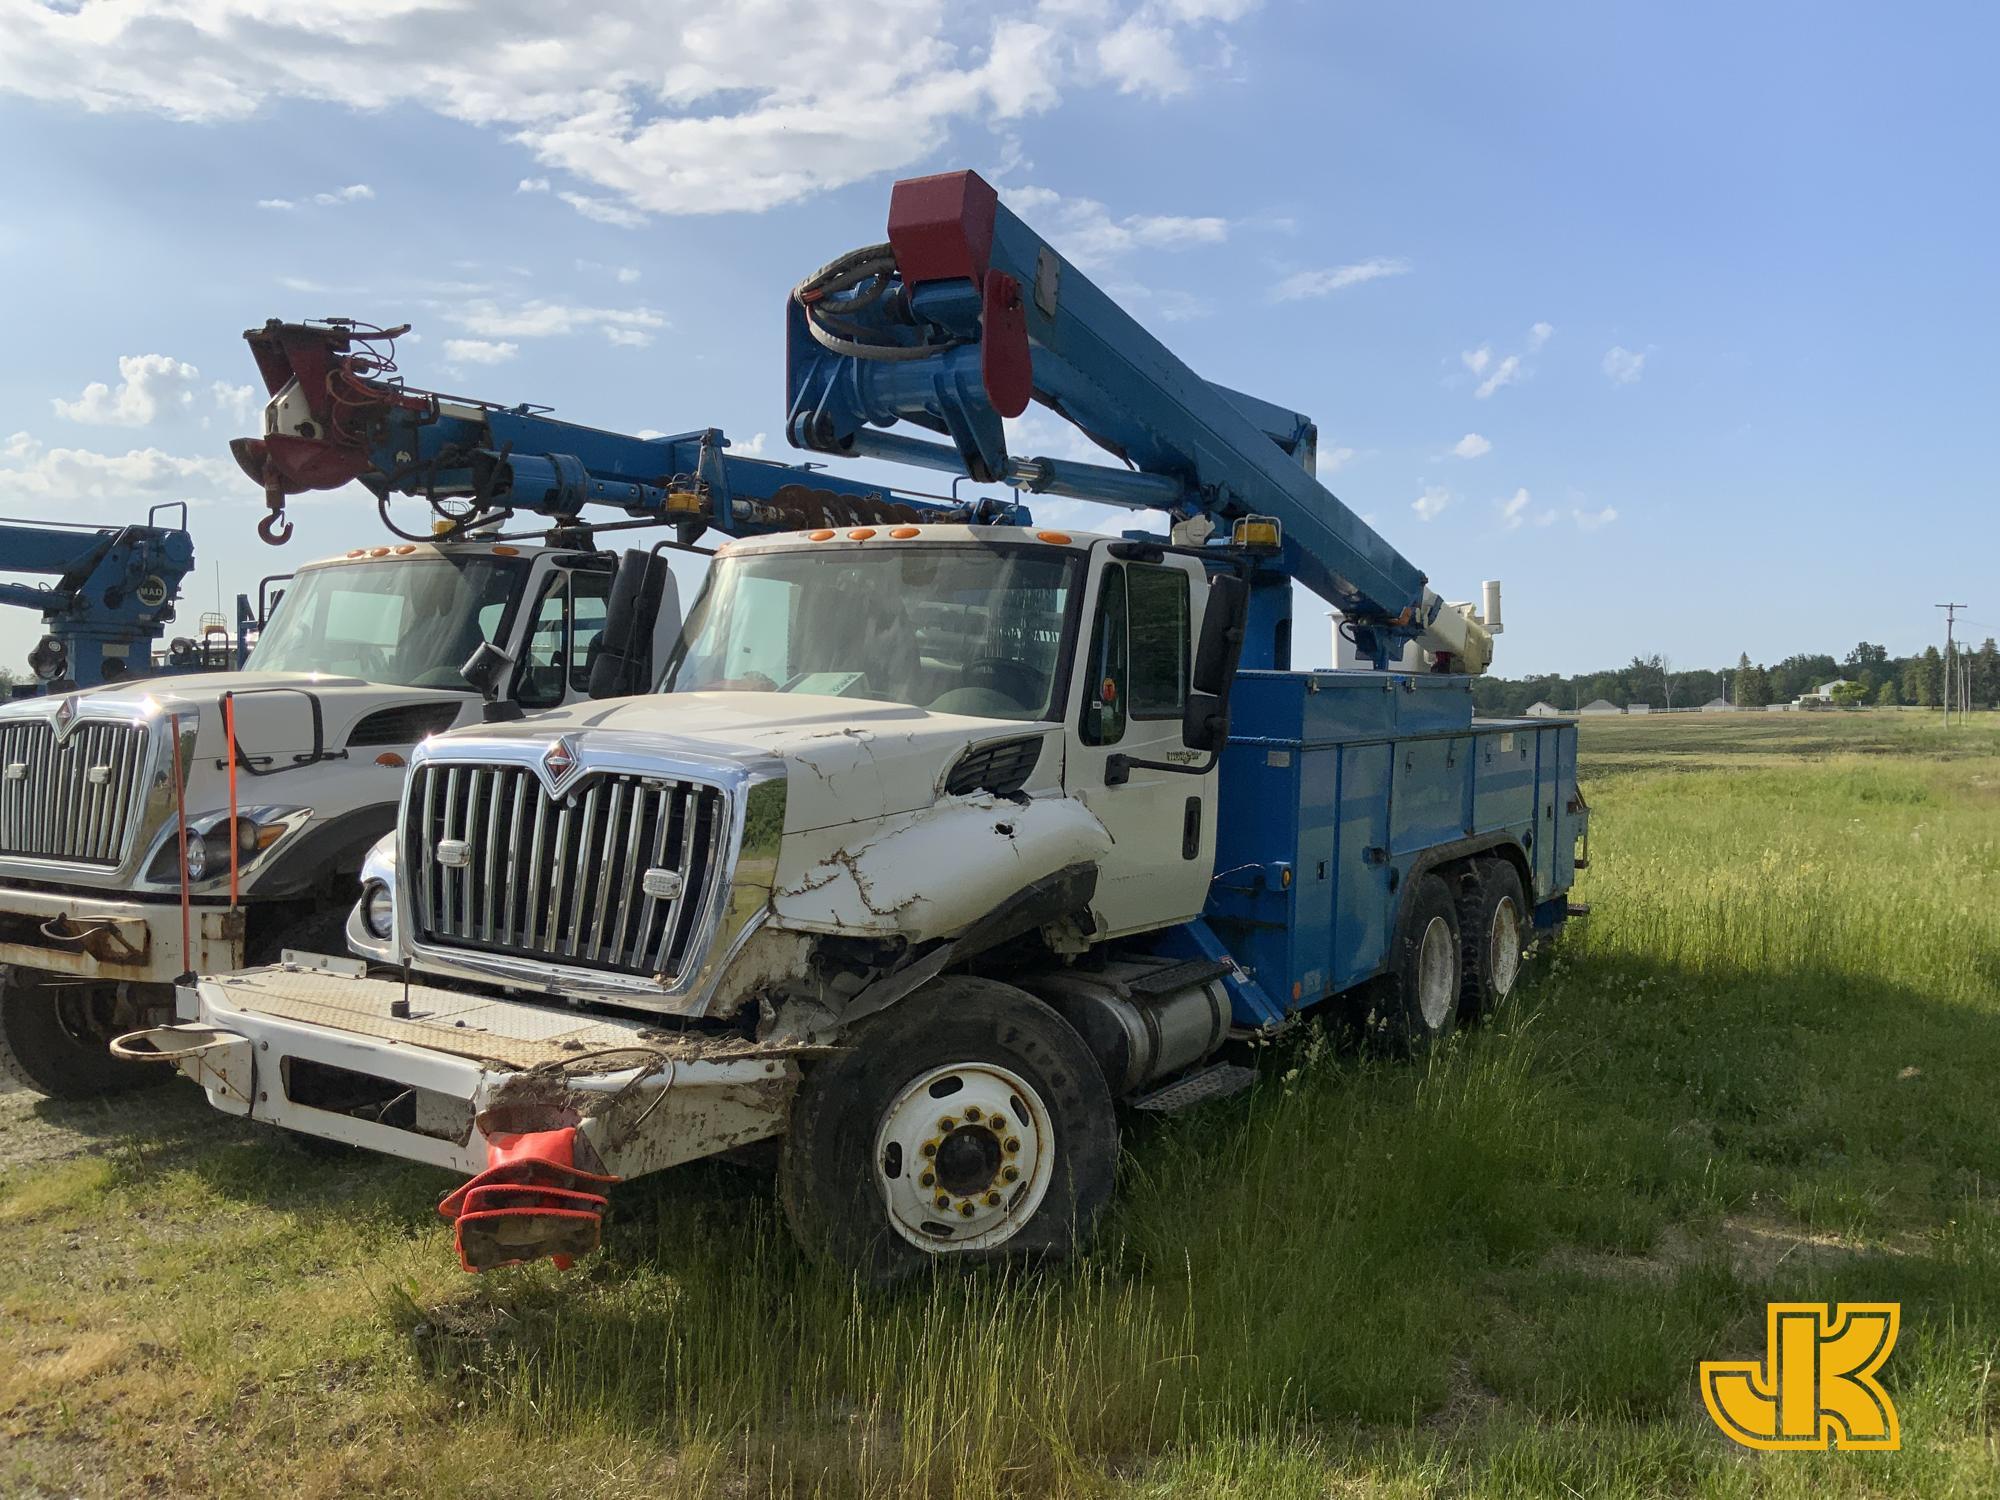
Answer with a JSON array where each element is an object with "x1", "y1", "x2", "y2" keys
[{"x1": 1470, "y1": 639, "x2": 2000, "y2": 717}]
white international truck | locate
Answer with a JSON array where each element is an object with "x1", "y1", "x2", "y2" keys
[
  {"x1": 0, "y1": 534, "x2": 677, "y2": 1096},
  {"x1": 115, "y1": 180, "x2": 1585, "y2": 1281}
]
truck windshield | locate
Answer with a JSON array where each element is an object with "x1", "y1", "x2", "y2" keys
[
  {"x1": 246, "y1": 555, "x2": 528, "y2": 689},
  {"x1": 664, "y1": 546, "x2": 1079, "y2": 721}
]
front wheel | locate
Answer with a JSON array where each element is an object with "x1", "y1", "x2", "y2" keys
[
  {"x1": 0, "y1": 969, "x2": 165, "y2": 1100},
  {"x1": 778, "y1": 976, "x2": 1117, "y2": 1283}
]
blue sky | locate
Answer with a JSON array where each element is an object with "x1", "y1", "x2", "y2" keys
[{"x1": 1, "y1": 0, "x2": 1994, "y2": 676}]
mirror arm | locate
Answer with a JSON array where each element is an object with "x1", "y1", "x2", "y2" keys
[{"x1": 1104, "y1": 749, "x2": 1219, "y2": 788}]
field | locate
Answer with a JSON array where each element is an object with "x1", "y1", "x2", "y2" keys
[{"x1": 4, "y1": 710, "x2": 1999, "y2": 1497}]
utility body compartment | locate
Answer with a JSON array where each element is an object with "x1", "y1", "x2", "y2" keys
[{"x1": 1201, "y1": 669, "x2": 1581, "y2": 1019}]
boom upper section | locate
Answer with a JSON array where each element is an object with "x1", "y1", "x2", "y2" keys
[{"x1": 784, "y1": 170, "x2": 1495, "y2": 672}]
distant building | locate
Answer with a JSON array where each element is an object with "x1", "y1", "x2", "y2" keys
[
  {"x1": 1628, "y1": 702, "x2": 1652, "y2": 715},
  {"x1": 1579, "y1": 699, "x2": 1622, "y2": 716},
  {"x1": 1700, "y1": 696, "x2": 1736, "y2": 712},
  {"x1": 1797, "y1": 677, "x2": 1854, "y2": 705},
  {"x1": 1765, "y1": 702, "x2": 1793, "y2": 712},
  {"x1": 1524, "y1": 700, "x2": 1564, "y2": 718}
]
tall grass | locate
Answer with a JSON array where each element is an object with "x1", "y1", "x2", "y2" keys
[{"x1": 3, "y1": 713, "x2": 1999, "y2": 1496}]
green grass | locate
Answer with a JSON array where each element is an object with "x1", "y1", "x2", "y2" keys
[{"x1": 3, "y1": 708, "x2": 1998, "y2": 1496}]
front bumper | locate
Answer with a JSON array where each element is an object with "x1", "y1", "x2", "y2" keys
[
  {"x1": 114, "y1": 956, "x2": 800, "y2": 1178},
  {"x1": 0, "y1": 886, "x2": 244, "y2": 984}
]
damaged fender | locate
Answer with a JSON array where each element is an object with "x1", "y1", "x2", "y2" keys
[{"x1": 771, "y1": 793, "x2": 1112, "y2": 939}]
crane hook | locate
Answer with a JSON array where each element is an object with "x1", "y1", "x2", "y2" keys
[{"x1": 257, "y1": 498, "x2": 293, "y2": 547}]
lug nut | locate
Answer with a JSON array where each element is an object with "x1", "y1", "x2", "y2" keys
[
  {"x1": 1002, "y1": 1166, "x2": 1020, "y2": 1183},
  {"x1": 965, "y1": 1106, "x2": 982, "y2": 1121},
  {"x1": 919, "y1": 1171, "x2": 935, "y2": 1188},
  {"x1": 935, "y1": 1193, "x2": 951, "y2": 1209},
  {"x1": 921, "y1": 1141, "x2": 937, "y2": 1158},
  {"x1": 958, "y1": 1201, "x2": 975, "y2": 1217},
  {"x1": 988, "y1": 1114, "x2": 1006, "y2": 1132},
  {"x1": 985, "y1": 1192, "x2": 1001, "y2": 1207},
  {"x1": 939, "y1": 1116, "x2": 956, "y2": 1131},
  {"x1": 1004, "y1": 1137, "x2": 1021, "y2": 1154}
]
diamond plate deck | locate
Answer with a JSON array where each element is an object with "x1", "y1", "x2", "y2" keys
[{"x1": 1130, "y1": 1061, "x2": 1257, "y2": 1113}]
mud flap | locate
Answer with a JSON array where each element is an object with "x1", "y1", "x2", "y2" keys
[{"x1": 437, "y1": 1127, "x2": 620, "y2": 1273}]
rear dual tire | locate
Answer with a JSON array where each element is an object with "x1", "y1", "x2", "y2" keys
[{"x1": 1458, "y1": 858, "x2": 1528, "y2": 1024}]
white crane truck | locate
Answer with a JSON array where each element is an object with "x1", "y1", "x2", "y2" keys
[
  {"x1": 0, "y1": 318, "x2": 940, "y2": 1099},
  {"x1": 116, "y1": 178, "x2": 1585, "y2": 1280}
]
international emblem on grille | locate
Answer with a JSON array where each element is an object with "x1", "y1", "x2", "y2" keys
[
  {"x1": 53, "y1": 696, "x2": 75, "y2": 735},
  {"x1": 541, "y1": 735, "x2": 579, "y2": 789}
]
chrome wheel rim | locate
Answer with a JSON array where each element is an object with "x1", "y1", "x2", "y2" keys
[
  {"x1": 874, "y1": 1061, "x2": 1053, "y2": 1253},
  {"x1": 1416, "y1": 915, "x2": 1456, "y2": 1030},
  {"x1": 1487, "y1": 896, "x2": 1523, "y2": 998}
]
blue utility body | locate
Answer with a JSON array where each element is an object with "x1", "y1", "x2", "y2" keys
[{"x1": 1192, "y1": 675, "x2": 1579, "y2": 1026}]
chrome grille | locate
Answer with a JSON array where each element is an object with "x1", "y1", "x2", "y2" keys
[
  {"x1": 0, "y1": 718, "x2": 154, "y2": 866},
  {"x1": 408, "y1": 762, "x2": 728, "y2": 980}
]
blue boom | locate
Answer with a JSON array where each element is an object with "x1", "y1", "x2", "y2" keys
[
  {"x1": 784, "y1": 171, "x2": 1485, "y2": 672},
  {"x1": 231, "y1": 319, "x2": 1028, "y2": 548}
]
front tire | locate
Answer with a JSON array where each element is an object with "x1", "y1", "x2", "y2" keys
[
  {"x1": 0, "y1": 969, "x2": 164, "y2": 1100},
  {"x1": 778, "y1": 976, "x2": 1117, "y2": 1283}
]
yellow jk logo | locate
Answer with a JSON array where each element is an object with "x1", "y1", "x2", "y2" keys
[{"x1": 1701, "y1": 1303, "x2": 1900, "y2": 1450}]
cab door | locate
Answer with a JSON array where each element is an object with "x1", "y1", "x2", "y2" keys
[
  {"x1": 1063, "y1": 548, "x2": 1217, "y2": 936},
  {"x1": 510, "y1": 562, "x2": 616, "y2": 710}
]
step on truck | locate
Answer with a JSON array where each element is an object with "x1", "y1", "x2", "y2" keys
[
  {"x1": 118, "y1": 178, "x2": 1586, "y2": 1279},
  {"x1": 0, "y1": 316, "x2": 948, "y2": 1099}
]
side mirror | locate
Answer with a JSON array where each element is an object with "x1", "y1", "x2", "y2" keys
[
  {"x1": 461, "y1": 641, "x2": 523, "y2": 722},
  {"x1": 588, "y1": 549, "x2": 671, "y2": 699},
  {"x1": 1192, "y1": 573, "x2": 1248, "y2": 695},
  {"x1": 1182, "y1": 691, "x2": 1228, "y2": 753}
]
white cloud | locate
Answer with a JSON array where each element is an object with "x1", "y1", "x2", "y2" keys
[
  {"x1": 1273, "y1": 257, "x2": 1410, "y2": 302},
  {"x1": 449, "y1": 299, "x2": 666, "y2": 348},
  {"x1": 1317, "y1": 444, "x2": 1355, "y2": 474},
  {"x1": 0, "y1": 432, "x2": 236, "y2": 509},
  {"x1": 1098, "y1": 19, "x2": 1191, "y2": 97},
  {"x1": 1527, "y1": 321, "x2": 1554, "y2": 352},
  {"x1": 1451, "y1": 433, "x2": 1491, "y2": 460},
  {"x1": 1412, "y1": 485, "x2": 1451, "y2": 522},
  {"x1": 0, "y1": 4, "x2": 1259, "y2": 219},
  {"x1": 1534, "y1": 507, "x2": 1557, "y2": 526},
  {"x1": 443, "y1": 339, "x2": 520, "y2": 365},
  {"x1": 730, "y1": 432, "x2": 768, "y2": 458},
  {"x1": 517, "y1": 177, "x2": 551, "y2": 194},
  {"x1": 1498, "y1": 487, "x2": 1530, "y2": 529},
  {"x1": 210, "y1": 381, "x2": 260, "y2": 426},
  {"x1": 52, "y1": 354, "x2": 202, "y2": 426},
  {"x1": 1573, "y1": 504, "x2": 1619, "y2": 530},
  {"x1": 1000, "y1": 184, "x2": 1228, "y2": 269},
  {"x1": 1461, "y1": 346, "x2": 1491, "y2": 377},
  {"x1": 1474, "y1": 354, "x2": 1521, "y2": 400},
  {"x1": 1603, "y1": 346, "x2": 1646, "y2": 384},
  {"x1": 257, "y1": 183, "x2": 373, "y2": 211},
  {"x1": 559, "y1": 190, "x2": 648, "y2": 228}
]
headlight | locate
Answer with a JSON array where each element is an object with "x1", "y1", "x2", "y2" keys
[
  {"x1": 361, "y1": 882, "x2": 394, "y2": 940},
  {"x1": 184, "y1": 832, "x2": 209, "y2": 884},
  {"x1": 151, "y1": 811, "x2": 300, "y2": 886}
]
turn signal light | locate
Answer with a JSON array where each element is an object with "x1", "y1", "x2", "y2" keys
[
  {"x1": 890, "y1": 526, "x2": 920, "y2": 539},
  {"x1": 808, "y1": 529, "x2": 835, "y2": 541},
  {"x1": 848, "y1": 528, "x2": 876, "y2": 540},
  {"x1": 1037, "y1": 530, "x2": 1072, "y2": 545}
]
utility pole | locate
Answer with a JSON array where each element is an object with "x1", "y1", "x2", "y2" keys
[{"x1": 1938, "y1": 602, "x2": 1966, "y2": 724}]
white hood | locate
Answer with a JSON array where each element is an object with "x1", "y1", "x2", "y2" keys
[
  {"x1": 439, "y1": 690, "x2": 1055, "y2": 832},
  {"x1": 2, "y1": 670, "x2": 475, "y2": 757}
]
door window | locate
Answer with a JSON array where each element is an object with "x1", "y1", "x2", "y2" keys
[
  {"x1": 1080, "y1": 565, "x2": 1129, "y2": 746},
  {"x1": 1127, "y1": 564, "x2": 1189, "y2": 718},
  {"x1": 568, "y1": 570, "x2": 612, "y2": 692}
]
